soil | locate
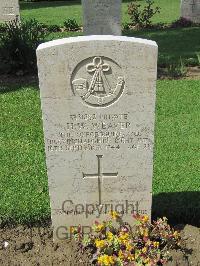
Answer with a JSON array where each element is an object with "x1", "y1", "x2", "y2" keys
[
  {"x1": 186, "y1": 67, "x2": 200, "y2": 80},
  {"x1": 158, "y1": 66, "x2": 200, "y2": 80},
  {"x1": 0, "y1": 223, "x2": 199, "y2": 266},
  {"x1": 0, "y1": 223, "x2": 91, "y2": 266}
]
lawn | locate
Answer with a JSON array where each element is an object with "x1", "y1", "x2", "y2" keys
[
  {"x1": 0, "y1": 1, "x2": 199, "y2": 226},
  {"x1": 20, "y1": 0, "x2": 180, "y2": 25},
  {"x1": 45, "y1": 27, "x2": 200, "y2": 65},
  {"x1": 1, "y1": 80, "x2": 200, "y2": 225},
  {"x1": 19, "y1": 0, "x2": 200, "y2": 65}
]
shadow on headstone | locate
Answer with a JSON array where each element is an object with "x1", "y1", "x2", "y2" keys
[{"x1": 152, "y1": 191, "x2": 200, "y2": 227}]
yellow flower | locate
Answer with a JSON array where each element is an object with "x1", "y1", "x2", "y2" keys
[
  {"x1": 127, "y1": 252, "x2": 135, "y2": 262},
  {"x1": 93, "y1": 223, "x2": 105, "y2": 232},
  {"x1": 142, "y1": 247, "x2": 147, "y2": 253},
  {"x1": 125, "y1": 242, "x2": 133, "y2": 251},
  {"x1": 118, "y1": 233, "x2": 130, "y2": 244},
  {"x1": 153, "y1": 241, "x2": 159, "y2": 248},
  {"x1": 70, "y1": 227, "x2": 75, "y2": 233},
  {"x1": 107, "y1": 231, "x2": 114, "y2": 241},
  {"x1": 118, "y1": 250, "x2": 125, "y2": 260},
  {"x1": 109, "y1": 210, "x2": 120, "y2": 220},
  {"x1": 144, "y1": 258, "x2": 151, "y2": 264},
  {"x1": 95, "y1": 239, "x2": 107, "y2": 249},
  {"x1": 97, "y1": 254, "x2": 115, "y2": 266},
  {"x1": 119, "y1": 232, "x2": 129, "y2": 240},
  {"x1": 142, "y1": 215, "x2": 149, "y2": 223},
  {"x1": 135, "y1": 251, "x2": 140, "y2": 260},
  {"x1": 140, "y1": 228, "x2": 149, "y2": 237},
  {"x1": 173, "y1": 231, "x2": 180, "y2": 239}
]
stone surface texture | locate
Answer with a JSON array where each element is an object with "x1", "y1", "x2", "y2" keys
[
  {"x1": 37, "y1": 36, "x2": 158, "y2": 240},
  {"x1": 82, "y1": 0, "x2": 122, "y2": 35},
  {"x1": 0, "y1": 0, "x2": 20, "y2": 22},
  {"x1": 181, "y1": 0, "x2": 200, "y2": 23}
]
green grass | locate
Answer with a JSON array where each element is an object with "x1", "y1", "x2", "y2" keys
[
  {"x1": 45, "y1": 26, "x2": 200, "y2": 66},
  {"x1": 0, "y1": 1, "x2": 199, "y2": 225},
  {"x1": 19, "y1": 0, "x2": 200, "y2": 65},
  {"x1": 1, "y1": 80, "x2": 200, "y2": 224},
  {"x1": 20, "y1": 0, "x2": 180, "y2": 25},
  {"x1": 127, "y1": 27, "x2": 200, "y2": 65},
  {"x1": 154, "y1": 80, "x2": 200, "y2": 194},
  {"x1": 0, "y1": 86, "x2": 50, "y2": 224}
]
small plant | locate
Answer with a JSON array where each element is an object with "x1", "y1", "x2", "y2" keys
[
  {"x1": 171, "y1": 17, "x2": 193, "y2": 28},
  {"x1": 123, "y1": 22, "x2": 130, "y2": 31},
  {"x1": 0, "y1": 18, "x2": 46, "y2": 74},
  {"x1": 127, "y1": 0, "x2": 160, "y2": 28},
  {"x1": 185, "y1": 57, "x2": 198, "y2": 67},
  {"x1": 47, "y1": 24, "x2": 61, "y2": 33},
  {"x1": 166, "y1": 57, "x2": 187, "y2": 78},
  {"x1": 0, "y1": 23, "x2": 6, "y2": 33},
  {"x1": 72, "y1": 212, "x2": 181, "y2": 265},
  {"x1": 63, "y1": 18, "x2": 80, "y2": 31},
  {"x1": 196, "y1": 52, "x2": 200, "y2": 66}
]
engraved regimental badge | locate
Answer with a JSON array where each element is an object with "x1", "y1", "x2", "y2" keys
[{"x1": 71, "y1": 56, "x2": 125, "y2": 107}]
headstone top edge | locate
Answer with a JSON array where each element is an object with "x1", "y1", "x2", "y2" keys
[{"x1": 37, "y1": 35, "x2": 158, "y2": 52}]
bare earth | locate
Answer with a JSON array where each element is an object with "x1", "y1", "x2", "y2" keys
[{"x1": 0, "y1": 223, "x2": 199, "y2": 266}]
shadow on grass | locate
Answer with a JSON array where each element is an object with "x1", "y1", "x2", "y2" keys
[
  {"x1": 124, "y1": 27, "x2": 200, "y2": 64},
  {"x1": 152, "y1": 191, "x2": 200, "y2": 227},
  {"x1": 122, "y1": 0, "x2": 133, "y2": 3},
  {"x1": 20, "y1": 0, "x2": 81, "y2": 11},
  {"x1": 20, "y1": 0, "x2": 132, "y2": 10},
  {"x1": 0, "y1": 75, "x2": 38, "y2": 93}
]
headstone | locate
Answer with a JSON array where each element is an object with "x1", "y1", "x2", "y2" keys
[
  {"x1": 37, "y1": 35, "x2": 158, "y2": 241},
  {"x1": 181, "y1": 0, "x2": 200, "y2": 23},
  {"x1": 82, "y1": 0, "x2": 122, "y2": 35},
  {"x1": 0, "y1": 0, "x2": 20, "y2": 22}
]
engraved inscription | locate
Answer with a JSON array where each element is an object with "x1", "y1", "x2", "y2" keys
[
  {"x1": 3, "y1": 7, "x2": 14, "y2": 15},
  {"x1": 72, "y1": 56, "x2": 125, "y2": 107},
  {"x1": 46, "y1": 113, "x2": 153, "y2": 153}
]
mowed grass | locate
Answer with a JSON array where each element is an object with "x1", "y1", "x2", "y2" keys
[
  {"x1": 128, "y1": 27, "x2": 200, "y2": 65},
  {"x1": 1, "y1": 80, "x2": 200, "y2": 224},
  {"x1": 154, "y1": 80, "x2": 200, "y2": 194},
  {"x1": 46, "y1": 27, "x2": 200, "y2": 65},
  {"x1": 20, "y1": 0, "x2": 180, "y2": 25},
  {"x1": 0, "y1": 86, "x2": 50, "y2": 224},
  {"x1": 19, "y1": 0, "x2": 200, "y2": 64}
]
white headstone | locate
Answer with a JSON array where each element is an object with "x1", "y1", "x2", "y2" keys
[
  {"x1": 181, "y1": 0, "x2": 200, "y2": 23},
  {"x1": 0, "y1": 0, "x2": 20, "y2": 22},
  {"x1": 37, "y1": 36, "x2": 158, "y2": 241},
  {"x1": 82, "y1": 0, "x2": 122, "y2": 35}
]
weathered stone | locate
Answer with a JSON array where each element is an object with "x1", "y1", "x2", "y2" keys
[
  {"x1": 181, "y1": 0, "x2": 200, "y2": 23},
  {"x1": 37, "y1": 36, "x2": 158, "y2": 241},
  {"x1": 82, "y1": 0, "x2": 122, "y2": 35},
  {"x1": 0, "y1": 0, "x2": 20, "y2": 22}
]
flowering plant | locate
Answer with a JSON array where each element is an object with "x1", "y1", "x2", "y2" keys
[{"x1": 72, "y1": 212, "x2": 181, "y2": 266}]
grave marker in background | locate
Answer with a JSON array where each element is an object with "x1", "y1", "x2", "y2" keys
[
  {"x1": 181, "y1": 0, "x2": 200, "y2": 23},
  {"x1": 82, "y1": 0, "x2": 122, "y2": 35},
  {"x1": 37, "y1": 36, "x2": 158, "y2": 240},
  {"x1": 0, "y1": 0, "x2": 20, "y2": 22}
]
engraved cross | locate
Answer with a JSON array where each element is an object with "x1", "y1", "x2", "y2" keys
[{"x1": 83, "y1": 155, "x2": 118, "y2": 205}]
